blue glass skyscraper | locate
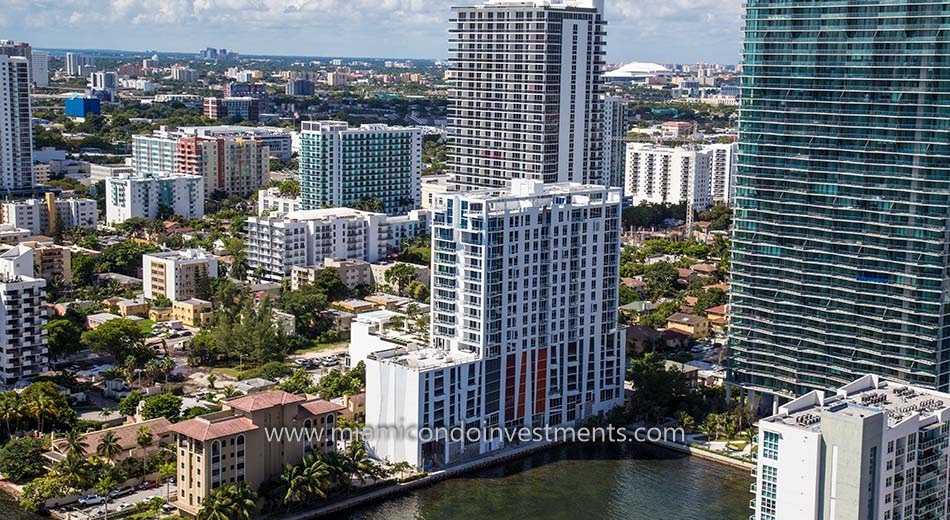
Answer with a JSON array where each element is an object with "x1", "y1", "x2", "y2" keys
[{"x1": 730, "y1": 0, "x2": 950, "y2": 398}]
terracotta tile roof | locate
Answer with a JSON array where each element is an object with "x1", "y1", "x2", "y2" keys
[
  {"x1": 706, "y1": 305, "x2": 727, "y2": 316},
  {"x1": 703, "y1": 283, "x2": 729, "y2": 292},
  {"x1": 620, "y1": 277, "x2": 645, "y2": 289},
  {"x1": 170, "y1": 416, "x2": 258, "y2": 442},
  {"x1": 676, "y1": 268, "x2": 694, "y2": 278},
  {"x1": 348, "y1": 393, "x2": 366, "y2": 405},
  {"x1": 225, "y1": 390, "x2": 306, "y2": 412},
  {"x1": 297, "y1": 399, "x2": 345, "y2": 418},
  {"x1": 52, "y1": 417, "x2": 172, "y2": 457}
]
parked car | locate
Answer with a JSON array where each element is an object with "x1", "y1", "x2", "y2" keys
[
  {"x1": 108, "y1": 486, "x2": 132, "y2": 498},
  {"x1": 79, "y1": 494, "x2": 105, "y2": 506},
  {"x1": 138, "y1": 481, "x2": 160, "y2": 491}
]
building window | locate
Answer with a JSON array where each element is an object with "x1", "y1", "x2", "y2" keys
[{"x1": 762, "y1": 431, "x2": 779, "y2": 460}]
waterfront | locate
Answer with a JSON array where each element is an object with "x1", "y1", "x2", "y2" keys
[{"x1": 336, "y1": 441, "x2": 752, "y2": 520}]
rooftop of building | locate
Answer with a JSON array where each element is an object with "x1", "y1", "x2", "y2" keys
[
  {"x1": 436, "y1": 180, "x2": 621, "y2": 210},
  {"x1": 144, "y1": 248, "x2": 214, "y2": 261},
  {"x1": 169, "y1": 415, "x2": 258, "y2": 442},
  {"x1": 666, "y1": 313, "x2": 706, "y2": 325},
  {"x1": 225, "y1": 389, "x2": 306, "y2": 412},
  {"x1": 370, "y1": 345, "x2": 480, "y2": 371},
  {"x1": 765, "y1": 375, "x2": 950, "y2": 433},
  {"x1": 51, "y1": 417, "x2": 172, "y2": 457}
]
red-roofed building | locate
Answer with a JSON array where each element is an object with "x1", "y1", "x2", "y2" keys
[{"x1": 170, "y1": 390, "x2": 343, "y2": 516}]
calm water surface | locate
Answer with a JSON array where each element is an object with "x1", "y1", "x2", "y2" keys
[{"x1": 336, "y1": 441, "x2": 752, "y2": 520}]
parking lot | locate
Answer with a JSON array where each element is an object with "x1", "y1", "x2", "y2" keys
[{"x1": 56, "y1": 481, "x2": 176, "y2": 519}]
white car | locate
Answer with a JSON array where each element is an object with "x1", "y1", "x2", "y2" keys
[{"x1": 78, "y1": 494, "x2": 105, "y2": 506}]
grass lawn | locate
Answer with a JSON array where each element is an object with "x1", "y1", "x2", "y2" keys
[
  {"x1": 138, "y1": 319, "x2": 156, "y2": 333},
  {"x1": 214, "y1": 367, "x2": 242, "y2": 378},
  {"x1": 292, "y1": 340, "x2": 349, "y2": 355}
]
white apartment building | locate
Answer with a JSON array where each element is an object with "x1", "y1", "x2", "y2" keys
[
  {"x1": 752, "y1": 374, "x2": 950, "y2": 520},
  {"x1": 30, "y1": 50, "x2": 48, "y2": 88},
  {"x1": 448, "y1": 0, "x2": 606, "y2": 190},
  {"x1": 625, "y1": 143, "x2": 708, "y2": 208},
  {"x1": 299, "y1": 121, "x2": 422, "y2": 215},
  {"x1": 171, "y1": 65, "x2": 198, "y2": 83},
  {"x1": 143, "y1": 249, "x2": 218, "y2": 301},
  {"x1": 624, "y1": 142, "x2": 738, "y2": 210},
  {"x1": 1, "y1": 196, "x2": 97, "y2": 235},
  {"x1": 246, "y1": 208, "x2": 429, "y2": 282},
  {"x1": 0, "y1": 55, "x2": 34, "y2": 192},
  {"x1": 105, "y1": 174, "x2": 205, "y2": 225},
  {"x1": 65, "y1": 53, "x2": 95, "y2": 76},
  {"x1": 603, "y1": 96, "x2": 627, "y2": 190},
  {"x1": 366, "y1": 180, "x2": 624, "y2": 468},
  {"x1": 89, "y1": 71, "x2": 119, "y2": 91},
  {"x1": 257, "y1": 187, "x2": 300, "y2": 217},
  {"x1": 0, "y1": 245, "x2": 47, "y2": 384},
  {"x1": 706, "y1": 142, "x2": 737, "y2": 206}
]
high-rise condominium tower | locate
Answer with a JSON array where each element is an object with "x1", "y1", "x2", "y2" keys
[
  {"x1": 448, "y1": 0, "x2": 606, "y2": 190},
  {"x1": 730, "y1": 0, "x2": 950, "y2": 400},
  {"x1": 0, "y1": 55, "x2": 33, "y2": 193}
]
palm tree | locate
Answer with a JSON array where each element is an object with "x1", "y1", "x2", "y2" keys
[
  {"x1": 136, "y1": 426, "x2": 153, "y2": 482},
  {"x1": 95, "y1": 475, "x2": 116, "y2": 520},
  {"x1": 674, "y1": 411, "x2": 696, "y2": 433},
  {"x1": 159, "y1": 461, "x2": 176, "y2": 500},
  {"x1": 97, "y1": 431, "x2": 123, "y2": 461},
  {"x1": 198, "y1": 482, "x2": 257, "y2": 520},
  {"x1": 160, "y1": 356, "x2": 175, "y2": 387},
  {"x1": 207, "y1": 371, "x2": 217, "y2": 390},
  {"x1": 279, "y1": 464, "x2": 314, "y2": 508},
  {"x1": 62, "y1": 429, "x2": 89, "y2": 459},
  {"x1": 344, "y1": 439, "x2": 383, "y2": 485},
  {"x1": 0, "y1": 392, "x2": 21, "y2": 437},
  {"x1": 221, "y1": 385, "x2": 241, "y2": 399},
  {"x1": 25, "y1": 393, "x2": 55, "y2": 432}
]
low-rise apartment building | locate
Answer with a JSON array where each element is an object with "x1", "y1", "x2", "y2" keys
[
  {"x1": 173, "y1": 298, "x2": 212, "y2": 327},
  {"x1": 1, "y1": 194, "x2": 97, "y2": 235},
  {"x1": 170, "y1": 390, "x2": 344, "y2": 516},
  {"x1": 143, "y1": 249, "x2": 218, "y2": 301},
  {"x1": 105, "y1": 174, "x2": 205, "y2": 225}
]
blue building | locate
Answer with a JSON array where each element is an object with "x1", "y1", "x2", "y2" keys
[
  {"x1": 65, "y1": 97, "x2": 100, "y2": 118},
  {"x1": 730, "y1": 0, "x2": 950, "y2": 399}
]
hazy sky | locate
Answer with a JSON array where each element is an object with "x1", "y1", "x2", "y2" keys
[{"x1": 1, "y1": 0, "x2": 742, "y2": 64}]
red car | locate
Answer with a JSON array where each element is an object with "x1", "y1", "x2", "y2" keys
[{"x1": 139, "y1": 481, "x2": 160, "y2": 490}]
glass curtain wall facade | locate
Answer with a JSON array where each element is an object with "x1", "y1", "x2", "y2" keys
[{"x1": 730, "y1": 0, "x2": 950, "y2": 397}]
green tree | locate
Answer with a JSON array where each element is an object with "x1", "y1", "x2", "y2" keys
[
  {"x1": 0, "y1": 436, "x2": 47, "y2": 483},
  {"x1": 139, "y1": 394, "x2": 182, "y2": 421},
  {"x1": 46, "y1": 318, "x2": 85, "y2": 360},
  {"x1": 276, "y1": 369, "x2": 314, "y2": 395},
  {"x1": 198, "y1": 482, "x2": 257, "y2": 520},
  {"x1": 118, "y1": 390, "x2": 144, "y2": 416},
  {"x1": 643, "y1": 262, "x2": 679, "y2": 299},
  {"x1": 313, "y1": 267, "x2": 347, "y2": 301},
  {"x1": 71, "y1": 253, "x2": 98, "y2": 287},
  {"x1": 384, "y1": 263, "x2": 417, "y2": 296},
  {"x1": 81, "y1": 319, "x2": 151, "y2": 363}
]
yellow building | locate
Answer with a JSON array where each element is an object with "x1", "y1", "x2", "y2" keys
[
  {"x1": 25, "y1": 243, "x2": 72, "y2": 285},
  {"x1": 143, "y1": 249, "x2": 218, "y2": 302},
  {"x1": 149, "y1": 307, "x2": 174, "y2": 322},
  {"x1": 170, "y1": 391, "x2": 344, "y2": 516},
  {"x1": 116, "y1": 299, "x2": 149, "y2": 318},
  {"x1": 173, "y1": 298, "x2": 213, "y2": 327},
  {"x1": 665, "y1": 313, "x2": 710, "y2": 338}
]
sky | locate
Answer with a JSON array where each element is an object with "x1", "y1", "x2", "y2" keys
[{"x1": 0, "y1": 0, "x2": 742, "y2": 64}]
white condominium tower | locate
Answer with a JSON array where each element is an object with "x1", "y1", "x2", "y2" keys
[
  {"x1": 624, "y1": 142, "x2": 738, "y2": 210},
  {"x1": 0, "y1": 246, "x2": 47, "y2": 384},
  {"x1": 366, "y1": 180, "x2": 624, "y2": 467},
  {"x1": 448, "y1": 0, "x2": 607, "y2": 190},
  {"x1": 0, "y1": 55, "x2": 33, "y2": 193},
  {"x1": 752, "y1": 375, "x2": 950, "y2": 520}
]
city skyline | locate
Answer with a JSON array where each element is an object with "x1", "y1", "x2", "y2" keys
[{"x1": 0, "y1": 0, "x2": 742, "y2": 64}]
